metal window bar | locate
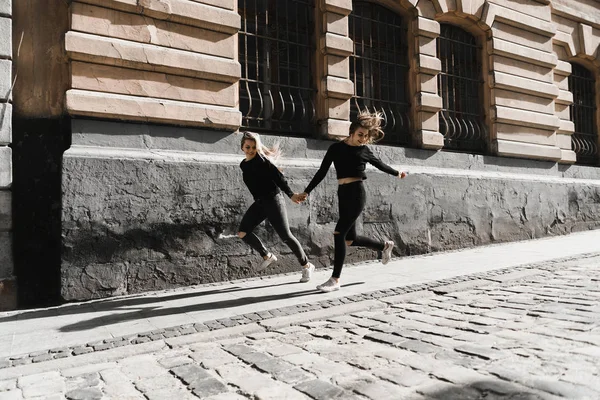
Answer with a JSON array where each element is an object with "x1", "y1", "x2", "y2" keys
[
  {"x1": 238, "y1": 0, "x2": 316, "y2": 136},
  {"x1": 569, "y1": 63, "x2": 598, "y2": 165},
  {"x1": 349, "y1": 2, "x2": 411, "y2": 145},
  {"x1": 437, "y1": 24, "x2": 486, "y2": 153}
]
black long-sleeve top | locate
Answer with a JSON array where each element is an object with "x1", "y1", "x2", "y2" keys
[
  {"x1": 304, "y1": 141, "x2": 399, "y2": 194},
  {"x1": 240, "y1": 154, "x2": 294, "y2": 200}
]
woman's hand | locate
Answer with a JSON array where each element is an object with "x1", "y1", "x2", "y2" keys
[
  {"x1": 291, "y1": 193, "x2": 307, "y2": 204},
  {"x1": 399, "y1": 171, "x2": 407, "y2": 179}
]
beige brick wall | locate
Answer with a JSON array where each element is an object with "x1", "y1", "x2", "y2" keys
[{"x1": 65, "y1": 0, "x2": 241, "y2": 130}]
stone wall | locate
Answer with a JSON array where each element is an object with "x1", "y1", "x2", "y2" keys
[
  {"x1": 0, "y1": 0, "x2": 13, "y2": 310},
  {"x1": 61, "y1": 119, "x2": 600, "y2": 300}
]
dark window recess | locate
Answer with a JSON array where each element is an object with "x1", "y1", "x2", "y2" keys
[
  {"x1": 437, "y1": 24, "x2": 486, "y2": 153},
  {"x1": 238, "y1": 0, "x2": 316, "y2": 136},
  {"x1": 569, "y1": 63, "x2": 598, "y2": 165},
  {"x1": 349, "y1": 2, "x2": 411, "y2": 145}
]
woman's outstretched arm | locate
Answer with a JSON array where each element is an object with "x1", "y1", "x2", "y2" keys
[{"x1": 303, "y1": 147, "x2": 334, "y2": 195}]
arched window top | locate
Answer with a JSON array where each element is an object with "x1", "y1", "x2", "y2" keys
[
  {"x1": 569, "y1": 62, "x2": 598, "y2": 165},
  {"x1": 238, "y1": 0, "x2": 316, "y2": 136},
  {"x1": 437, "y1": 23, "x2": 486, "y2": 153},
  {"x1": 349, "y1": 1, "x2": 410, "y2": 145}
]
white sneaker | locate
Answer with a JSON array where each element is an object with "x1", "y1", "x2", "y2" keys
[
  {"x1": 382, "y1": 240, "x2": 394, "y2": 265},
  {"x1": 317, "y1": 277, "x2": 340, "y2": 292},
  {"x1": 299, "y1": 263, "x2": 315, "y2": 283},
  {"x1": 256, "y1": 253, "x2": 277, "y2": 271}
]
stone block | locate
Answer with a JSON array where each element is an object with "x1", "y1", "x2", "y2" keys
[
  {"x1": 322, "y1": 118, "x2": 351, "y2": 138},
  {"x1": 0, "y1": 60, "x2": 10, "y2": 99},
  {"x1": 416, "y1": 92, "x2": 442, "y2": 112},
  {"x1": 490, "y1": 38, "x2": 557, "y2": 68},
  {"x1": 417, "y1": 73, "x2": 437, "y2": 93},
  {"x1": 554, "y1": 60, "x2": 572, "y2": 75},
  {"x1": 0, "y1": 17, "x2": 11, "y2": 58},
  {"x1": 492, "y1": 20, "x2": 552, "y2": 52},
  {"x1": 321, "y1": 33, "x2": 353, "y2": 57},
  {"x1": 556, "y1": 89, "x2": 573, "y2": 105},
  {"x1": 140, "y1": 0, "x2": 240, "y2": 33},
  {"x1": 326, "y1": 55, "x2": 349, "y2": 79},
  {"x1": 0, "y1": 103, "x2": 10, "y2": 144},
  {"x1": 71, "y1": 3, "x2": 236, "y2": 60},
  {"x1": 493, "y1": 89, "x2": 554, "y2": 115},
  {"x1": 418, "y1": 36, "x2": 436, "y2": 56},
  {"x1": 326, "y1": 12, "x2": 348, "y2": 36},
  {"x1": 323, "y1": 76, "x2": 353, "y2": 99},
  {"x1": 493, "y1": 71, "x2": 559, "y2": 99},
  {"x1": 0, "y1": 0, "x2": 11, "y2": 17},
  {"x1": 495, "y1": 123, "x2": 556, "y2": 146},
  {"x1": 419, "y1": 111, "x2": 439, "y2": 132},
  {"x1": 327, "y1": 97, "x2": 350, "y2": 120},
  {"x1": 492, "y1": 55, "x2": 553, "y2": 83},
  {"x1": 66, "y1": 89, "x2": 241, "y2": 131},
  {"x1": 0, "y1": 146, "x2": 10, "y2": 187},
  {"x1": 322, "y1": 0, "x2": 352, "y2": 15},
  {"x1": 415, "y1": 16, "x2": 439, "y2": 38},
  {"x1": 487, "y1": 0, "x2": 551, "y2": 22},
  {"x1": 65, "y1": 32, "x2": 240, "y2": 83},
  {"x1": 0, "y1": 190, "x2": 10, "y2": 231},
  {"x1": 494, "y1": 139, "x2": 562, "y2": 161},
  {"x1": 493, "y1": 105, "x2": 560, "y2": 130},
  {"x1": 559, "y1": 149, "x2": 577, "y2": 164},
  {"x1": 417, "y1": 54, "x2": 441, "y2": 74},
  {"x1": 556, "y1": 133, "x2": 572, "y2": 150},
  {"x1": 71, "y1": 62, "x2": 237, "y2": 107},
  {"x1": 557, "y1": 119, "x2": 575, "y2": 134},
  {"x1": 417, "y1": 130, "x2": 444, "y2": 150},
  {"x1": 485, "y1": 3, "x2": 554, "y2": 35}
]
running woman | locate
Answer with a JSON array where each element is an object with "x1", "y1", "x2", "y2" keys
[
  {"x1": 238, "y1": 132, "x2": 315, "y2": 282},
  {"x1": 299, "y1": 111, "x2": 407, "y2": 292}
]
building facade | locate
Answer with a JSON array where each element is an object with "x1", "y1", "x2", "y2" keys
[{"x1": 3, "y1": 0, "x2": 600, "y2": 307}]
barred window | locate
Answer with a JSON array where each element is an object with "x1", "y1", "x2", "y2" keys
[
  {"x1": 238, "y1": 0, "x2": 316, "y2": 136},
  {"x1": 349, "y1": 2, "x2": 411, "y2": 145},
  {"x1": 569, "y1": 63, "x2": 598, "y2": 165},
  {"x1": 437, "y1": 24, "x2": 486, "y2": 153}
]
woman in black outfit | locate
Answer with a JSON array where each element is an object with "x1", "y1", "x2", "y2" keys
[
  {"x1": 300, "y1": 111, "x2": 407, "y2": 292},
  {"x1": 238, "y1": 132, "x2": 315, "y2": 282}
]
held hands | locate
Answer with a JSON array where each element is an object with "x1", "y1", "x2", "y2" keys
[
  {"x1": 291, "y1": 192, "x2": 308, "y2": 204},
  {"x1": 399, "y1": 171, "x2": 408, "y2": 179}
]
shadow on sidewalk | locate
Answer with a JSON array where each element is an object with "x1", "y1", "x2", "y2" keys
[
  {"x1": 0, "y1": 280, "x2": 304, "y2": 324},
  {"x1": 419, "y1": 380, "x2": 554, "y2": 399},
  {"x1": 59, "y1": 282, "x2": 365, "y2": 332}
]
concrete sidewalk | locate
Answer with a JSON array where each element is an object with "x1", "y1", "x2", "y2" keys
[{"x1": 1, "y1": 230, "x2": 600, "y2": 359}]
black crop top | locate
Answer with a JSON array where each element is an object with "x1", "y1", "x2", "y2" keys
[
  {"x1": 304, "y1": 141, "x2": 398, "y2": 194},
  {"x1": 240, "y1": 154, "x2": 294, "y2": 200}
]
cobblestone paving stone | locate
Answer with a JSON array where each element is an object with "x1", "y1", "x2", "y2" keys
[{"x1": 0, "y1": 254, "x2": 599, "y2": 399}]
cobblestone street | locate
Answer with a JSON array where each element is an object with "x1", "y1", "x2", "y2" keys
[{"x1": 0, "y1": 252, "x2": 599, "y2": 399}]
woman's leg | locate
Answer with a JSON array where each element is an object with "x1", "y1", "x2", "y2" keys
[
  {"x1": 265, "y1": 194, "x2": 308, "y2": 266},
  {"x1": 332, "y1": 182, "x2": 367, "y2": 279},
  {"x1": 238, "y1": 200, "x2": 269, "y2": 258}
]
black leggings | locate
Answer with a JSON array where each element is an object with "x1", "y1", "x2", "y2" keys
[
  {"x1": 333, "y1": 181, "x2": 384, "y2": 278},
  {"x1": 239, "y1": 192, "x2": 308, "y2": 266}
]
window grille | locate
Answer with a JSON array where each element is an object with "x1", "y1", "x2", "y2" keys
[
  {"x1": 569, "y1": 63, "x2": 598, "y2": 165},
  {"x1": 238, "y1": 0, "x2": 316, "y2": 136},
  {"x1": 349, "y1": 2, "x2": 411, "y2": 145},
  {"x1": 437, "y1": 24, "x2": 486, "y2": 153}
]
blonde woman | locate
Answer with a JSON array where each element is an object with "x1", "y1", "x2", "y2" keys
[
  {"x1": 238, "y1": 132, "x2": 315, "y2": 282},
  {"x1": 299, "y1": 111, "x2": 407, "y2": 292}
]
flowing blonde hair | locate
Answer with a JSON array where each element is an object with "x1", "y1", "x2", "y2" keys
[
  {"x1": 349, "y1": 110, "x2": 385, "y2": 144},
  {"x1": 240, "y1": 131, "x2": 282, "y2": 162}
]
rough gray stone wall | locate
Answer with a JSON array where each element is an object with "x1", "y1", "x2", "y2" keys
[
  {"x1": 0, "y1": 0, "x2": 14, "y2": 310},
  {"x1": 60, "y1": 121, "x2": 600, "y2": 301}
]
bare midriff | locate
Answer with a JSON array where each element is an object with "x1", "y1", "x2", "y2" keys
[{"x1": 338, "y1": 177, "x2": 363, "y2": 185}]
